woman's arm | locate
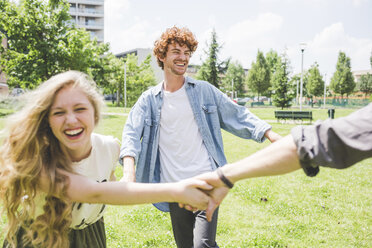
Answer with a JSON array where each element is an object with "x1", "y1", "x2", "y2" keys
[{"x1": 52, "y1": 171, "x2": 212, "y2": 210}]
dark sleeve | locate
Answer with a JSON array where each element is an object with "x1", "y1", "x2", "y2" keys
[{"x1": 291, "y1": 103, "x2": 372, "y2": 177}]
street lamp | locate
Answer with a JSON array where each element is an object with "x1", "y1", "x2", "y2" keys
[
  {"x1": 323, "y1": 73, "x2": 327, "y2": 109},
  {"x1": 299, "y1": 43, "x2": 306, "y2": 111},
  {"x1": 124, "y1": 62, "x2": 127, "y2": 109}
]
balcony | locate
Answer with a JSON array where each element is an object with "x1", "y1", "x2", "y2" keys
[
  {"x1": 69, "y1": 8, "x2": 104, "y2": 17},
  {"x1": 77, "y1": 21, "x2": 104, "y2": 30},
  {"x1": 69, "y1": 0, "x2": 104, "y2": 5}
]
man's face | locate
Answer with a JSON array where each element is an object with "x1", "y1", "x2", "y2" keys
[{"x1": 160, "y1": 43, "x2": 191, "y2": 76}]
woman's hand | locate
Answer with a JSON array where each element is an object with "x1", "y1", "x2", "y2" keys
[{"x1": 171, "y1": 178, "x2": 213, "y2": 210}]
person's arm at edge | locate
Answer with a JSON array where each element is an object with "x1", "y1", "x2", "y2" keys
[
  {"x1": 221, "y1": 135, "x2": 300, "y2": 183},
  {"x1": 203, "y1": 135, "x2": 300, "y2": 221}
]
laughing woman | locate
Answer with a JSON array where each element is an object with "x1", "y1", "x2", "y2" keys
[{"x1": 0, "y1": 71, "x2": 211, "y2": 248}]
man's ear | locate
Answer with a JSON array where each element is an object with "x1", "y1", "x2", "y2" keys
[{"x1": 158, "y1": 55, "x2": 164, "y2": 62}]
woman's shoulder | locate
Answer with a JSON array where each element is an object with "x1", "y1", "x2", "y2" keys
[{"x1": 92, "y1": 133, "x2": 120, "y2": 149}]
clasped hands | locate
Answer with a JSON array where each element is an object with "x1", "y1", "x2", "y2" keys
[{"x1": 177, "y1": 170, "x2": 231, "y2": 222}]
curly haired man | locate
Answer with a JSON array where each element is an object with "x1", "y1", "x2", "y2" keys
[{"x1": 120, "y1": 26, "x2": 281, "y2": 248}]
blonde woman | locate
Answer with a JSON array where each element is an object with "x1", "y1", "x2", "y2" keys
[{"x1": 0, "y1": 71, "x2": 211, "y2": 248}]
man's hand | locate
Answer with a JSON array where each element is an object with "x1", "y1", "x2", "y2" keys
[{"x1": 120, "y1": 156, "x2": 136, "y2": 182}]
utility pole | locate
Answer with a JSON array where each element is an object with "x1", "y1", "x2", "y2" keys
[
  {"x1": 299, "y1": 43, "x2": 306, "y2": 111},
  {"x1": 124, "y1": 62, "x2": 127, "y2": 109},
  {"x1": 323, "y1": 73, "x2": 327, "y2": 109},
  {"x1": 231, "y1": 79, "x2": 234, "y2": 99}
]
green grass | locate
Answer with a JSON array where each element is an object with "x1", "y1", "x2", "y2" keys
[{"x1": 1, "y1": 106, "x2": 371, "y2": 247}]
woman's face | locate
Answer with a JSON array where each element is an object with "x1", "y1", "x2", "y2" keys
[{"x1": 48, "y1": 85, "x2": 96, "y2": 161}]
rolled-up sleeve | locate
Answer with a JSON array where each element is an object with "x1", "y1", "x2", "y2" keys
[
  {"x1": 120, "y1": 95, "x2": 147, "y2": 164},
  {"x1": 291, "y1": 103, "x2": 372, "y2": 177},
  {"x1": 217, "y1": 91, "x2": 271, "y2": 142}
]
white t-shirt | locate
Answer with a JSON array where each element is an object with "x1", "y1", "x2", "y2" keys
[
  {"x1": 35, "y1": 133, "x2": 120, "y2": 230},
  {"x1": 159, "y1": 83, "x2": 212, "y2": 183}
]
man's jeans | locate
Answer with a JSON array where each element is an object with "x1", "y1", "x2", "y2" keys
[{"x1": 169, "y1": 203, "x2": 219, "y2": 248}]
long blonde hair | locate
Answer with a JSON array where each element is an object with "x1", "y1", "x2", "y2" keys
[{"x1": 0, "y1": 71, "x2": 104, "y2": 248}]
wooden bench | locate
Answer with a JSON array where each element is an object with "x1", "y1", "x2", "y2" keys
[
  {"x1": 251, "y1": 101, "x2": 265, "y2": 107},
  {"x1": 274, "y1": 110, "x2": 312, "y2": 123}
]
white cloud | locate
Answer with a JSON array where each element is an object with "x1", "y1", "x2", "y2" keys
[
  {"x1": 226, "y1": 13, "x2": 282, "y2": 43},
  {"x1": 352, "y1": 0, "x2": 368, "y2": 6},
  {"x1": 104, "y1": 0, "x2": 130, "y2": 19},
  {"x1": 216, "y1": 13, "x2": 284, "y2": 67},
  {"x1": 286, "y1": 22, "x2": 372, "y2": 82},
  {"x1": 106, "y1": 20, "x2": 156, "y2": 54}
]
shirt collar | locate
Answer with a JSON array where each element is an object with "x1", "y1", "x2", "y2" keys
[{"x1": 154, "y1": 76, "x2": 196, "y2": 96}]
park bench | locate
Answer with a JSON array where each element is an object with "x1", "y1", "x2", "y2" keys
[
  {"x1": 251, "y1": 101, "x2": 265, "y2": 107},
  {"x1": 274, "y1": 110, "x2": 312, "y2": 123}
]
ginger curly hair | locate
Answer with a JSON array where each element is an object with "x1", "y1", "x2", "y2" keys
[{"x1": 153, "y1": 26, "x2": 198, "y2": 69}]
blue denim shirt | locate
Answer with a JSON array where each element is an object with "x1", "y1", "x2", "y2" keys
[{"x1": 120, "y1": 76, "x2": 271, "y2": 211}]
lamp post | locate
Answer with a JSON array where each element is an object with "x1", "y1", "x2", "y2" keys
[
  {"x1": 299, "y1": 43, "x2": 306, "y2": 111},
  {"x1": 323, "y1": 73, "x2": 326, "y2": 109},
  {"x1": 124, "y1": 62, "x2": 127, "y2": 109},
  {"x1": 296, "y1": 76, "x2": 299, "y2": 105},
  {"x1": 231, "y1": 79, "x2": 234, "y2": 99}
]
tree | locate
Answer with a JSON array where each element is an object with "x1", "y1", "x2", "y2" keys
[
  {"x1": 358, "y1": 73, "x2": 372, "y2": 97},
  {"x1": 221, "y1": 61, "x2": 245, "y2": 97},
  {"x1": 124, "y1": 54, "x2": 156, "y2": 106},
  {"x1": 0, "y1": 0, "x2": 107, "y2": 89},
  {"x1": 330, "y1": 51, "x2": 355, "y2": 98},
  {"x1": 265, "y1": 49, "x2": 280, "y2": 76},
  {"x1": 272, "y1": 54, "x2": 294, "y2": 109},
  {"x1": 196, "y1": 29, "x2": 228, "y2": 88},
  {"x1": 246, "y1": 50, "x2": 270, "y2": 101},
  {"x1": 89, "y1": 52, "x2": 125, "y2": 105},
  {"x1": 265, "y1": 49, "x2": 280, "y2": 101},
  {"x1": 306, "y1": 62, "x2": 325, "y2": 99}
]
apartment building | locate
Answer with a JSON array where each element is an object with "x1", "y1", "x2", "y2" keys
[
  {"x1": 68, "y1": 0, "x2": 104, "y2": 43},
  {"x1": 116, "y1": 48, "x2": 164, "y2": 83},
  {"x1": 352, "y1": 69, "x2": 372, "y2": 82}
]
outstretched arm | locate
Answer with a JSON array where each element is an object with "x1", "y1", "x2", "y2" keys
[
  {"x1": 200, "y1": 134, "x2": 301, "y2": 221},
  {"x1": 202, "y1": 103, "x2": 372, "y2": 220},
  {"x1": 40, "y1": 172, "x2": 213, "y2": 210}
]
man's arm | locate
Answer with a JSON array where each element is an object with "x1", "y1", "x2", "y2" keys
[
  {"x1": 215, "y1": 89, "x2": 274, "y2": 142},
  {"x1": 264, "y1": 129, "x2": 282, "y2": 143},
  {"x1": 120, "y1": 95, "x2": 147, "y2": 181},
  {"x1": 121, "y1": 156, "x2": 136, "y2": 182}
]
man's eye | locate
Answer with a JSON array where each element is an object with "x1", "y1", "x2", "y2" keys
[
  {"x1": 76, "y1": 108, "x2": 86, "y2": 112},
  {"x1": 53, "y1": 111, "x2": 64, "y2": 116}
]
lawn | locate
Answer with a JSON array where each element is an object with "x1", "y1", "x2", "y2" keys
[{"x1": 0, "y1": 106, "x2": 371, "y2": 247}]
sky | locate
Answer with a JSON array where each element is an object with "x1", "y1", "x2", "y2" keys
[{"x1": 104, "y1": 0, "x2": 372, "y2": 84}]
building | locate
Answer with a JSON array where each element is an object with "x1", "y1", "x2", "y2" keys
[
  {"x1": 352, "y1": 69, "x2": 372, "y2": 82},
  {"x1": 116, "y1": 48, "x2": 164, "y2": 83},
  {"x1": 68, "y1": 0, "x2": 104, "y2": 43}
]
